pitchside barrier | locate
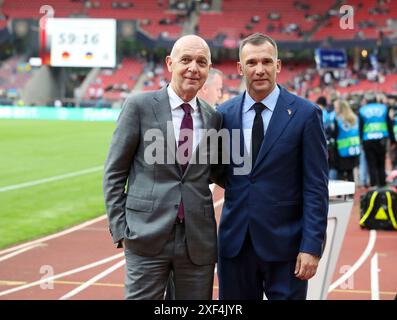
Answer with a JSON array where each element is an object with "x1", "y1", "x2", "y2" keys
[{"x1": 307, "y1": 180, "x2": 355, "y2": 300}]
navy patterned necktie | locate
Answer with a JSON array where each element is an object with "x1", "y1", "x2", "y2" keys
[
  {"x1": 251, "y1": 102, "x2": 265, "y2": 166},
  {"x1": 176, "y1": 103, "x2": 193, "y2": 221}
]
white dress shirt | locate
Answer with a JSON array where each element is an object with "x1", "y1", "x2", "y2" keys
[{"x1": 167, "y1": 85, "x2": 203, "y2": 152}]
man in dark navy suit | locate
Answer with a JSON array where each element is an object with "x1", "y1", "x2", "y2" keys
[{"x1": 216, "y1": 33, "x2": 329, "y2": 300}]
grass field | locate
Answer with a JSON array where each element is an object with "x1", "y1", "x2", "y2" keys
[{"x1": 0, "y1": 119, "x2": 116, "y2": 249}]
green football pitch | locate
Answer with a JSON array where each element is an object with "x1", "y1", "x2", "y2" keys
[{"x1": 0, "y1": 119, "x2": 116, "y2": 249}]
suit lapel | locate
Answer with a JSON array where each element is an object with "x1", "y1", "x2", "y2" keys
[
  {"x1": 229, "y1": 93, "x2": 247, "y2": 160},
  {"x1": 151, "y1": 87, "x2": 180, "y2": 173},
  {"x1": 253, "y1": 87, "x2": 296, "y2": 169},
  {"x1": 199, "y1": 98, "x2": 212, "y2": 131}
]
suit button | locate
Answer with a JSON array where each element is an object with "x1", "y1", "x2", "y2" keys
[
  {"x1": 175, "y1": 204, "x2": 179, "y2": 209},
  {"x1": 181, "y1": 180, "x2": 185, "y2": 184}
]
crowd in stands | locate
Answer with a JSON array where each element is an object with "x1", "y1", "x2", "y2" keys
[
  {"x1": 0, "y1": 56, "x2": 32, "y2": 105},
  {"x1": 313, "y1": 0, "x2": 397, "y2": 40},
  {"x1": 281, "y1": 57, "x2": 397, "y2": 105}
]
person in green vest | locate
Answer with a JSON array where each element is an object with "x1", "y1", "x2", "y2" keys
[
  {"x1": 332, "y1": 99, "x2": 360, "y2": 182},
  {"x1": 359, "y1": 92, "x2": 396, "y2": 187}
]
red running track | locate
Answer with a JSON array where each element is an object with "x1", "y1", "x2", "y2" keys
[{"x1": 0, "y1": 186, "x2": 395, "y2": 300}]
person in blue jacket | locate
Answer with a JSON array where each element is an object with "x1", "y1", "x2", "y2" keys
[{"x1": 331, "y1": 99, "x2": 360, "y2": 181}]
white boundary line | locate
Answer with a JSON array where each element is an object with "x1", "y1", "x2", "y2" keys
[
  {"x1": 328, "y1": 230, "x2": 377, "y2": 292},
  {"x1": 0, "y1": 215, "x2": 106, "y2": 256},
  {"x1": 59, "y1": 259, "x2": 125, "y2": 300},
  {"x1": 0, "y1": 243, "x2": 46, "y2": 263},
  {"x1": 0, "y1": 166, "x2": 103, "y2": 193},
  {"x1": 371, "y1": 252, "x2": 380, "y2": 300},
  {"x1": 214, "y1": 198, "x2": 224, "y2": 209},
  {"x1": 0, "y1": 253, "x2": 124, "y2": 297}
]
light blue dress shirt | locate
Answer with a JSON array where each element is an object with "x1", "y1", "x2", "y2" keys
[{"x1": 242, "y1": 85, "x2": 280, "y2": 153}]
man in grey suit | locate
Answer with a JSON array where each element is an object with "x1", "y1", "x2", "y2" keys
[{"x1": 103, "y1": 35, "x2": 221, "y2": 300}]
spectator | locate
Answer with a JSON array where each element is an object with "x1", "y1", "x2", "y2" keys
[{"x1": 332, "y1": 100, "x2": 361, "y2": 182}]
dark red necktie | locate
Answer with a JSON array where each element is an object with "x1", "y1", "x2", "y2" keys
[{"x1": 176, "y1": 103, "x2": 193, "y2": 222}]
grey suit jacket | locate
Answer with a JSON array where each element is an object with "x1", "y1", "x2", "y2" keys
[{"x1": 103, "y1": 86, "x2": 222, "y2": 265}]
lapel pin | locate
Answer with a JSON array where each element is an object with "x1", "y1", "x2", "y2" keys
[{"x1": 287, "y1": 109, "x2": 292, "y2": 116}]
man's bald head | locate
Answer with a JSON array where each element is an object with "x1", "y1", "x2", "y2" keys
[
  {"x1": 170, "y1": 35, "x2": 212, "y2": 64},
  {"x1": 166, "y1": 34, "x2": 212, "y2": 102}
]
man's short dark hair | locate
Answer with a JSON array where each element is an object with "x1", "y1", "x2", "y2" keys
[{"x1": 239, "y1": 33, "x2": 278, "y2": 60}]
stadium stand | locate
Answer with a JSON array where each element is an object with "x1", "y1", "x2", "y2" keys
[
  {"x1": 86, "y1": 0, "x2": 184, "y2": 38},
  {"x1": 0, "y1": 0, "x2": 396, "y2": 107},
  {"x1": 212, "y1": 60, "x2": 242, "y2": 92},
  {"x1": 0, "y1": 56, "x2": 33, "y2": 103},
  {"x1": 141, "y1": 62, "x2": 171, "y2": 91},
  {"x1": 312, "y1": 0, "x2": 397, "y2": 40},
  {"x1": 197, "y1": 0, "x2": 337, "y2": 42},
  {"x1": 2, "y1": 0, "x2": 184, "y2": 39},
  {"x1": 2, "y1": 0, "x2": 85, "y2": 18},
  {"x1": 85, "y1": 57, "x2": 145, "y2": 101}
]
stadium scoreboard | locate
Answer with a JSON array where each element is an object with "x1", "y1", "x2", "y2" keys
[{"x1": 44, "y1": 18, "x2": 116, "y2": 68}]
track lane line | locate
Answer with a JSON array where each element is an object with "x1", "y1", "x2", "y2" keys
[
  {"x1": 328, "y1": 230, "x2": 377, "y2": 292},
  {"x1": 0, "y1": 279, "x2": 124, "y2": 288},
  {"x1": 371, "y1": 252, "x2": 380, "y2": 300},
  {"x1": 0, "y1": 215, "x2": 106, "y2": 256},
  {"x1": 214, "y1": 198, "x2": 224, "y2": 209},
  {"x1": 0, "y1": 243, "x2": 46, "y2": 262},
  {"x1": 57, "y1": 193, "x2": 225, "y2": 299},
  {"x1": 0, "y1": 188, "x2": 224, "y2": 298},
  {"x1": 0, "y1": 253, "x2": 124, "y2": 297},
  {"x1": 59, "y1": 259, "x2": 125, "y2": 300}
]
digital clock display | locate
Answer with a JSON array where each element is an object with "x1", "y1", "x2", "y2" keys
[{"x1": 47, "y1": 18, "x2": 116, "y2": 68}]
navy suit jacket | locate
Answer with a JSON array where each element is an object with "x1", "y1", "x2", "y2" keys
[{"x1": 217, "y1": 85, "x2": 329, "y2": 261}]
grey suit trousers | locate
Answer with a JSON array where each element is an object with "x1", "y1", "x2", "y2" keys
[{"x1": 124, "y1": 223, "x2": 214, "y2": 300}]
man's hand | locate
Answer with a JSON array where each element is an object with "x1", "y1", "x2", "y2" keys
[{"x1": 294, "y1": 252, "x2": 320, "y2": 280}]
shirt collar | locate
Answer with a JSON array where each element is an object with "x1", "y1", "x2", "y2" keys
[
  {"x1": 242, "y1": 85, "x2": 280, "y2": 113},
  {"x1": 167, "y1": 85, "x2": 198, "y2": 111}
]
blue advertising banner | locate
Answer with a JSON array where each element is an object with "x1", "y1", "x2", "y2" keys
[{"x1": 315, "y1": 48, "x2": 347, "y2": 69}]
